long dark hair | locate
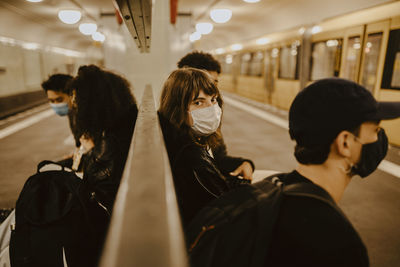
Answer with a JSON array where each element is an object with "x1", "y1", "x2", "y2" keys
[
  {"x1": 69, "y1": 65, "x2": 136, "y2": 143},
  {"x1": 159, "y1": 68, "x2": 223, "y2": 148}
]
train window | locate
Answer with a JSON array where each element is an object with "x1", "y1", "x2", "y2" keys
[
  {"x1": 279, "y1": 41, "x2": 300, "y2": 79},
  {"x1": 391, "y1": 53, "x2": 400, "y2": 87},
  {"x1": 240, "y1": 53, "x2": 252, "y2": 75},
  {"x1": 361, "y1": 33, "x2": 382, "y2": 91},
  {"x1": 382, "y1": 29, "x2": 400, "y2": 90},
  {"x1": 343, "y1": 36, "x2": 361, "y2": 82},
  {"x1": 249, "y1": 51, "x2": 264, "y2": 76},
  {"x1": 310, "y1": 39, "x2": 342, "y2": 80}
]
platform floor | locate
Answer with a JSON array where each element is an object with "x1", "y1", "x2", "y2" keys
[{"x1": 0, "y1": 94, "x2": 399, "y2": 267}]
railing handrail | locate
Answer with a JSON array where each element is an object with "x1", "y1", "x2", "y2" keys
[{"x1": 99, "y1": 85, "x2": 188, "y2": 267}]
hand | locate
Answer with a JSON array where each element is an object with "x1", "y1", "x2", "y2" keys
[
  {"x1": 79, "y1": 135, "x2": 95, "y2": 152},
  {"x1": 230, "y1": 161, "x2": 253, "y2": 181},
  {"x1": 62, "y1": 152, "x2": 74, "y2": 160}
]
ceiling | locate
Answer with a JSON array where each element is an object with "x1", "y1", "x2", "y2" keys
[
  {"x1": 0, "y1": 0, "x2": 397, "y2": 53},
  {"x1": 177, "y1": 0, "x2": 397, "y2": 51},
  {"x1": 0, "y1": 0, "x2": 117, "y2": 51}
]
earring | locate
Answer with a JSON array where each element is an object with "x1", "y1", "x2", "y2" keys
[{"x1": 343, "y1": 158, "x2": 354, "y2": 175}]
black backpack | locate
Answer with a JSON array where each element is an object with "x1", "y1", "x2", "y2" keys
[
  {"x1": 186, "y1": 174, "x2": 335, "y2": 267},
  {"x1": 10, "y1": 160, "x2": 108, "y2": 267}
]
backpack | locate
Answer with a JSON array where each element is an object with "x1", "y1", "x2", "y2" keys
[
  {"x1": 186, "y1": 174, "x2": 335, "y2": 267},
  {"x1": 9, "y1": 160, "x2": 109, "y2": 267}
]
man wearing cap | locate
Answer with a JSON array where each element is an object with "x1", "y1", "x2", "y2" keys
[{"x1": 264, "y1": 78, "x2": 400, "y2": 266}]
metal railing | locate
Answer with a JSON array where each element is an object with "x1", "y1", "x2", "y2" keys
[{"x1": 99, "y1": 85, "x2": 188, "y2": 267}]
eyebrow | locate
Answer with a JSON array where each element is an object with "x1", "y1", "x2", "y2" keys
[
  {"x1": 49, "y1": 96, "x2": 63, "y2": 100},
  {"x1": 193, "y1": 94, "x2": 218, "y2": 101}
]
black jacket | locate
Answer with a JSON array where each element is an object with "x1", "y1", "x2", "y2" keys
[
  {"x1": 80, "y1": 104, "x2": 138, "y2": 213},
  {"x1": 158, "y1": 113, "x2": 254, "y2": 227}
]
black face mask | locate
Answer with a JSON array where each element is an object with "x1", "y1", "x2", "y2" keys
[{"x1": 351, "y1": 129, "x2": 388, "y2": 178}]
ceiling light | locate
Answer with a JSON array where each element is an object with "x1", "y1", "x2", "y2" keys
[
  {"x1": 26, "y1": 0, "x2": 43, "y2": 2},
  {"x1": 196, "y1": 23, "x2": 213, "y2": 35},
  {"x1": 210, "y1": 9, "x2": 232, "y2": 24},
  {"x1": 311, "y1": 25, "x2": 322, "y2": 34},
  {"x1": 58, "y1": 10, "x2": 81, "y2": 24},
  {"x1": 243, "y1": 0, "x2": 260, "y2": 3},
  {"x1": 256, "y1": 37, "x2": 269, "y2": 45},
  {"x1": 215, "y1": 48, "x2": 225, "y2": 54},
  {"x1": 231, "y1": 44, "x2": 243, "y2": 51},
  {"x1": 189, "y1": 32, "x2": 202, "y2": 42},
  {"x1": 79, "y1": 23, "x2": 97, "y2": 35},
  {"x1": 92, "y1": 32, "x2": 105, "y2": 42},
  {"x1": 22, "y1": 42, "x2": 41, "y2": 50}
]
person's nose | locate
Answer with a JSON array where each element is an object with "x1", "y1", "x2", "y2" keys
[{"x1": 204, "y1": 99, "x2": 214, "y2": 107}]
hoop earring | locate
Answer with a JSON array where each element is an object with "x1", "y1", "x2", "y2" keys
[{"x1": 343, "y1": 158, "x2": 354, "y2": 175}]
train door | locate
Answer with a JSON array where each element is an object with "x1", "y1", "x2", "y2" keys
[
  {"x1": 358, "y1": 20, "x2": 390, "y2": 96},
  {"x1": 377, "y1": 17, "x2": 400, "y2": 146}
]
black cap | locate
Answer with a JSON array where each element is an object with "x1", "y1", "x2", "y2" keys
[{"x1": 289, "y1": 78, "x2": 400, "y2": 147}]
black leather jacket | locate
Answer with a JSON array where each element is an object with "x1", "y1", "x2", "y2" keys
[
  {"x1": 158, "y1": 113, "x2": 254, "y2": 227},
  {"x1": 80, "y1": 105, "x2": 137, "y2": 213}
]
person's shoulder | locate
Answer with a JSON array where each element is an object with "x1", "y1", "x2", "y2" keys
[
  {"x1": 273, "y1": 193, "x2": 368, "y2": 266},
  {"x1": 279, "y1": 191, "x2": 365, "y2": 247}
]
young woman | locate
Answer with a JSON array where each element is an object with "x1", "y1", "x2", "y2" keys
[
  {"x1": 69, "y1": 65, "x2": 138, "y2": 213},
  {"x1": 67, "y1": 65, "x2": 138, "y2": 264},
  {"x1": 158, "y1": 68, "x2": 254, "y2": 227}
]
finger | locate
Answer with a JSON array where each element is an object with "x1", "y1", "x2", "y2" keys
[{"x1": 230, "y1": 168, "x2": 241, "y2": 176}]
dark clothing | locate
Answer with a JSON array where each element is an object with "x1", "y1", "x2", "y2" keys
[
  {"x1": 265, "y1": 171, "x2": 369, "y2": 267},
  {"x1": 68, "y1": 108, "x2": 81, "y2": 147},
  {"x1": 80, "y1": 104, "x2": 138, "y2": 212},
  {"x1": 158, "y1": 113, "x2": 254, "y2": 227}
]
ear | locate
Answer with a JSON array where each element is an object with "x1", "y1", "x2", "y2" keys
[{"x1": 334, "y1": 131, "x2": 352, "y2": 158}]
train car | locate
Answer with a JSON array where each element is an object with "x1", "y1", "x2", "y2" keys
[{"x1": 214, "y1": 1, "x2": 400, "y2": 145}]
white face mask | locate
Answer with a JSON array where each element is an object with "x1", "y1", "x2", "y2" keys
[{"x1": 191, "y1": 104, "x2": 222, "y2": 135}]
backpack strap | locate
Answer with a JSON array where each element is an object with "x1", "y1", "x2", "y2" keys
[
  {"x1": 250, "y1": 174, "x2": 285, "y2": 267},
  {"x1": 257, "y1": 173, "x2": 338, "y2": 212},
  {"x1": 37, "y1": 160, "x2": 67, "y2": 173}
]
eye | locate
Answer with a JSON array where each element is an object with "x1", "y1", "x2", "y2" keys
[
  {"x1": 211, "y1": 97, "x2": 217, "y2": 103},
  {"x1": 194, "y1": 100, "x2": 202, "y2": 106}
]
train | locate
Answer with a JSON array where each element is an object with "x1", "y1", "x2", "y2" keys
[{"x1": 213, "y1": 1, "x2": 400, "y2": 146}]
